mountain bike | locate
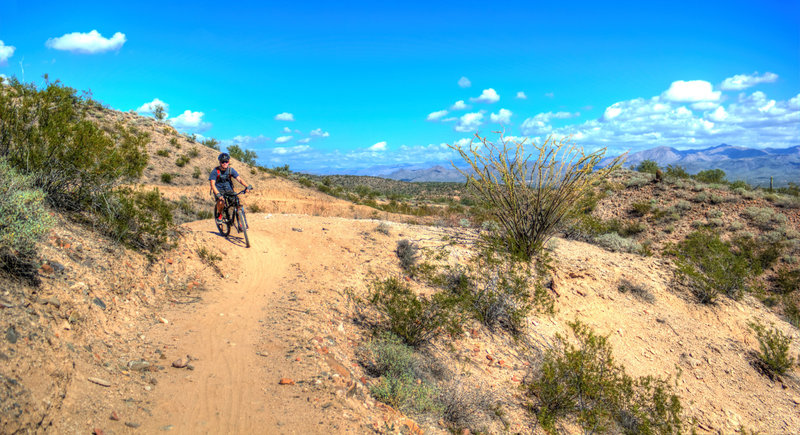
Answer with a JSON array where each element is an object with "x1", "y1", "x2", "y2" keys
[{"x1": 214, "y1": 188, "x2": 250, "y2": 248}]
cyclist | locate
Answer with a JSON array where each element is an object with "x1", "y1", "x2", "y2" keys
[{"x1": 209, "y1": 152, "x2": 253, "y2": 225}]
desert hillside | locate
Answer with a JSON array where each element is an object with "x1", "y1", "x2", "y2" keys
[{"x1": 2, "y1": 91, "x2": 799, "y2": 434}]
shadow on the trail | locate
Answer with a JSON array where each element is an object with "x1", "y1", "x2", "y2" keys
[{"x1": 205, "y1": 230, "x2": 249, "y2": 248}]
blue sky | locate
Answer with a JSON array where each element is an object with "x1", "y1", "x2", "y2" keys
[{"x1": 2, "y1": 0, "x2": 798, "y2": 173}]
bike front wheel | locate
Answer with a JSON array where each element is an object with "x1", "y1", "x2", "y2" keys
[
  {"x1": 215, "y1": 205, "x2": 231, "y2": 236},
  {"x1": 237, "y1": 208, "x2": 250, "y2": 248}
]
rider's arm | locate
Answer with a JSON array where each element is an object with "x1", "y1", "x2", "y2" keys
[
  {"x1": 210, "y1": 180, "x2": 220, "y2": 197},
  {"x1": 236, "y1": 176, "x2": 253, "y2": 190}
]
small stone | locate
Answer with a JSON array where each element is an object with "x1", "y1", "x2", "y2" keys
[
  {"x1": 279, "y1": 378, "x2": 295, "y2": 385},
  {"x1": 166, "y1": 258, "x2": 173, "y2": 264},
  {"x1": 40, "y1": 264, "x2": 54, "y2": 274},
  {"x1": 93, "y1": 429, "x2": 105, "y2": 435},
  {"x1": 88, "y1": 377, "x2": 111, "y2": 387},
  {"x1": 792, "y1": 396, "x2": 800, "y2": 405},
  {"x1": 42, "y1": 297, "x2": 61, "y2": 308},
  {"x1": 172, "y1": 356, "x2": 189, "y2": 368},
  {"x1": 159, "y1": 317, "x2": 169, "y2": 324},
  {"x1": 110, "y1": 411, "x2": 120, "y2": 421},
  {"x1": 5, "y1": 326, "x2": 18, "y2": 344},
  {"x1": 92, "y1": 298, "x2": 107, "y2": 310},
  {"x1": 125, "y1": 421, "x2": 141, "y2": 428},
  {"x1": 186, "y1": 364, "x2": 195, "y2": 370},
  {"x1": 291, "y1": 227, "x2": 303, "y2": 232},
  {"x1": 161, "y1": 425, "x2": 174, "y2": 431},
  {"x1": 486, "y1": 355, "x2": 494, "y2": 361}
]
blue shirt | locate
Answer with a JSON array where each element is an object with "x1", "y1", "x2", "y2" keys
[{"x1": 208, "y1": 166, "x2": 240, "y2": 190}]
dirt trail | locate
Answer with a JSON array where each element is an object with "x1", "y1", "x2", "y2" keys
[{"x1": 138, "y1": 217, "x2": 366, "y2": 434}]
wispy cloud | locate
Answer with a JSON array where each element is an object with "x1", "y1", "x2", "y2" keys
[
  {"x1": 458, "y1": 76, "x2": 471, "y2": 88},
  {"x1": 45, "y1": 30, "x2": 126, "y2": 54},
  {"x1": 520, "y1": 111, "x2": 580, "y2": 135},
  {"x1": 310, "y1": 128, "x2": 330, "y2": 137},
  {"x1": 297, "y1": 138, "x2": 311, "y2": 144},
  {"x1": 455, "y1": 112, "x2": 484, "y2": 132},
  {"x1": 515, "y1": 91, "x2": 527, "y2": 100},
  {"x1": 282, "y1": 126, "x2": 292, "y2": 133},
  {"x1": 427, "y1": 109, "x2": 448, "y2": 121},
  {"x1": 271, "y1": 145, "x2": 311, "y2": 155},
  {"x1": 544, "y1": 92, "x2": 554, "y2": 98},
  {"x1": 136, "y1": 98, "x2": 168, "y2": 115},
  {"x1": 470, "y1": 88, "x2": 499, "y2": 103},
  {"x1": 169, "y1": 110, "x2": 211, "y2": 132},
  {"x1": 274, "y1": 112, "x2": 295, "y2": 121},
  {"x1": 720, "y1": 72, "x2": 779, "y2": 91},
  {"x1": 275, "y1": 135, "x2": 293, "y2": 144},
  {"x1": 224, "y1": 135, "x2": 271, "y2": 147},
  {"x1": 0, "y1": 40, "x2": 15, "y2": 64}
]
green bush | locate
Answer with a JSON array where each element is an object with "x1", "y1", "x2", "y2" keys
[
  {"x1": 99, "y1": 187, "x2": 175, "y2": 253},
  {"x1": 526, "y1": 320, "x2": 683, "y2": 434},
  {"x1": 169, "y1": 137, "x2": 179, "y2": 147},
  {"x1": 636, "y1": 160, "x2": 660, "y2": 174},
  {"x1": 0, "y1": 161, "x2": 55, "y2": 278},
  {"x1": 749, "y1": 320, "x2": 796, "y2": 375},
  {"x1": 775, "y1": 267, "x2": 800, "y2": 295},
  {"x1": 595, "y1": 233, "x2": 643, "y2": 255},
  {"x1": 743, "y1": 207, "x2": 787, "y2": 231},
  {"x1": 362, "y1": 333, "x2": 442, "y2": 414},
  {"x1": 665, "y1": 165, "x2": 690, "y2": 179},
  {"x1": 618, "y1": 279, "x2": 655, "y2": 303},
  {"x1": 672, "y1": 230, "x2": 752, "y2": 303},
  {"x1": 161, "y1": 173, "x2": 173, "y2": 183},
  {"x1": 175, "y1": 155, "x2": 190, "y2": 167},
  {"x1": 693, "y1": 169, "x2": 726, "y2": 184},
  {"x1": 156, "y1": 149, "x2": 170, "y2": 157},
  {"x1": 227, "y1": 144, "x2": 257, "y2": 166},
  {"x1": 368, "y1": 277, "x2": 463, "y2": 347},
  {"x1": 396, "y1": 239, "x2": 419, "y2": 273},
  {"x1": 192, "y1": 166, "x2": 202, "y2": 179},
  {"x1": 0, "y1": 78, "x2": 149, "y2": 211},
  {"x1": 201, "y1": 137, "x2": 220, "y2": 150}
]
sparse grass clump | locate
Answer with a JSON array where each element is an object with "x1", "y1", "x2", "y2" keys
[
  {"x1": 197, "y1": 246, "x2": 222, "y2": 275},
  {"x1": 743, "y1": 207, "x2": 787, "y2": 231},
  {"x1": 156, "y1": 149, "x2": 170, "y2": 157},
  {"x1": 595, "y1": 233, "x2": 644, "y2": 255},
  {"x1": 526, "y1": 320, "x2": 683, "y2": 434},
  {"x1": 175, "y1": 155, "x2": 190, "y2": 167},
  {"x1": 618, "y1": 278, "x2": 656, "y2": 303},
  {"x1": 396, "y1": 239, "x2": 419, "y2": 273},
  {"x1": 749, "y1": 320, "x2": 796, "y2": 376},
  {"x1": 160, "y1": 173, "x2": 173, "y2": 183},
  {"x1": 375, "y1": 222, "x2": 391, "y2": 235}
]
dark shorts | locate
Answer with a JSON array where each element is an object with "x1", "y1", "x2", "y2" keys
[{"x1": 215, "y1": 184, "x2": 233, "y2": 199}]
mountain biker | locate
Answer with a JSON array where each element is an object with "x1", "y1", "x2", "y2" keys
[{"x1": 210, "y1": 152, "x2": 253, "y2": 224}]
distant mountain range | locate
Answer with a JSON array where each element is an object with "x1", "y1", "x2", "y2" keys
[{"x1": 327, "y1": 144, "x2": 798, "y2": 186}]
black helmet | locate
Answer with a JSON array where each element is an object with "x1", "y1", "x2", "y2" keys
[{"x1": 218, "y1": 152, "x2": 230, "y2": 163}]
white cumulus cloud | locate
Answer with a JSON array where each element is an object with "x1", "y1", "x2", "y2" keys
[
  {"x1": 169, "y1": 110, "x2": 210, "y2": 132},
  {"x1": 490, "y1": 108, "x2": 512, "y2": 124},
  {"x1": 275, "y1": 135, "x2": 293, "y2": 144},
  {"x1": 282, "y1": 126, "x2": 292, "y2": 133},
  {"x1": 450, "y1": 100, "x2": 469, "y2": 110},
  {"x1": 458, "y1": 76, "x2": 471, "y2": 88},
  {"x1": 310, "y1": 128, "x2": 330, "y2": 137},
  {"x1": 720, "y1": 72, "x2": 778, "y2": 91},
  {"x1": 515, "y1": 91, "x2": 527, "y2": 100},
  {"x1": 0, "y1": 40, "x2": 15, "y2": 64},
  {"x1": 662, "y1": 80, "x2": 721, "y2": 102},
  {"x1": 136, "y1": 98, "x2": 169, "y2": 115},
  {"x1": 520, "y1": 111, "x2": 580, "y2": 135},
  {"x1": 455, "y1": 112, "x2": 484, "y2": 132},
  {"x1": 470, "y1": 88, "x2": 500, "y2": 104},
  {"x1": 274, "y1": 112, "x2": 295, "y2": 121},
  {"x1": 45, "y1": 30, "x2": 126, "y2": 54},
  {"x1": 427, "y1": 110, "x2": 448, "y2": 121},
  {"x1": 368, "y1": 141, "x2": 387, "y2": 151}
]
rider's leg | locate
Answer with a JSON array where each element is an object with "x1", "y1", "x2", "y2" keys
[{"x1": 215, "y1": 197, "x2": 225, "y2": 218}]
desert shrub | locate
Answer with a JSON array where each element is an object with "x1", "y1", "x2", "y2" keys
[
  {"x1": 626, "y1": 173, "x2": 652, "y2": 188},
  {"x1": 248, "y1": 203, "x2": 263, "y2": 213},
  {"x1": 192, "y1": 166, "x2": 202, "y2": 179},
  {"x1": 156, "y1": 149, "x2": 170, "y2": 157},
  {"x1": 526, "y1": 320, "x2": 683, "y2": 434},
  {"x1": 691, "y1": 192, "x2": 708, "y2": 203},
  {"x1": 227, "y1": 144, "x2": 258, "y2": 166},
  {"x1": 730, "y1": 180, "x2": 750, "y2": 190},
  {"x1": 672, "y1": 230, "x2": 752, "y2": 303},
  {"x1": 665, "y1": 165, "x2": 690, "y2": 179},
  {"x1": 160, "y1": 173, "x2": 173, "y2": 183},
  {"x1": 375, "y1": 222, "x2": 391, "y2": 235},
  {"x1": 175, "y1": 155, "x2": 190, "y2": 167},
  {"x1": 449, "y1": 134, "x2": 622, "y2": 260},
  {"x1": 636, "y1": 160, "x2": 660, "y2": 174},
  {"x1": 743, "y1": 207, "x2": 787, "y2": 231},
  {"x1": 748, "y1": 320, "x2": 796, "y2": 375},
  {"x1": 618, "y1": 278, "x2": 655, "y2": 303},
  {"x1": 368, "y1": 277, "x2": 463, "y2": 347},
  {"x1": 396, "y1": 239, "x2": 419, "y2": 272},
  {"x1": 774, "y1": 196, "x2": 800, "y2": 209},
  {"x1": 0, "y1": 161, "x2": 55, "y2": 278},
  {"x1": 99, "y1": 187, "x2": 175, "y2": 253},
  {"x1": 439, "y1": 380, "x2": 495, "y2": 431},
  {"x1": 197, "y1": 246, "x2": 222, "y2": 274},
  {"x1": 200, "y1": 137, "x2": 220, "y2": 150},
  {"x1": 729, "y1": 220, "x2": 744, "y2": 231},
  {"x1": 187, "y1": 147, "x2": 200, "y2": 158},
  {"x1": 169, "y1": 137, "x2": 179, "y2": 147},
  {"x1": 732, "y1": 235, "x2": 781, "y2": 275},
  {"x1": 693, "y1": 169, "x2": 726, "y2": 184},
  {"x1": 775, "y1": 267, "x2": 800, "y2": 294},
  {"x1": 673, "y1": 200, "x2": 692, "y2": 213},
  {"x1": 707, "y1": 218, "x2": 724, "y2": 228},
  {"x1": 0, "y1": 78, "x2": 149, "y2": 211},
  {"x1": 362, "y1": 333, "x2": 442, "y2": 413},
  {"x1": 709, "y1": 194, "x2": 724, "y2": 204},
  {"x1": 595, "y1": 233, "x2": 643, "y2": 255},
  {"x1": 630, "y1": 201, "x2": 653, "y2": 217}
]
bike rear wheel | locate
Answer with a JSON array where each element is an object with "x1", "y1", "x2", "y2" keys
[
  {"x1": 237, "y1": 208, "x2": 250, "y2": 248},
  {"x1": 215, "y1": 205, "x2": 231, "y2": 236}
]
